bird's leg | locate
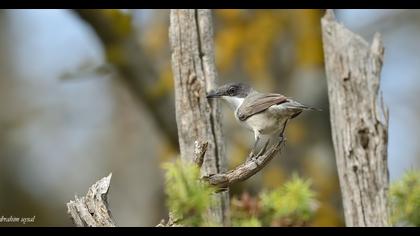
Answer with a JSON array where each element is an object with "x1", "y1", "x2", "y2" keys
[
  {"x1": 247, "y1": 136, "x2": 260, "y2": 161},
  {"x1": 255, "y1": 138, "x2": 270, "y2": 157},
  {"x1": 248, "y1": 120, "x2": 289, "y2": 161},
  {"x1": 279, "y1": 119, "x2": 289, "y2": 142}
]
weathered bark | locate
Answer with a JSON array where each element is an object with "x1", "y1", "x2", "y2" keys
[
  {"x1": 321, "y1": 10, "x2": 390, "y2": 226},
  {"x1": 169, "y1": 9, "x2": 229, "y2": 226},
  {"x1": 67, "y1": 174, "x2": 116, "y2": 227},
  {"x1": 193, "y1": 140, "x2": 209, "y2": 167}
]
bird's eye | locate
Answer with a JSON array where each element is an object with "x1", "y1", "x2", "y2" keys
[{"x1": 228, "y1": 87, "x2": 236, "y2": 95}]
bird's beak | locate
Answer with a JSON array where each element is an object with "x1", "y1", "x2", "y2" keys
[{"x1": 206, "y1": 89, "x2": 222, "y2": 98}]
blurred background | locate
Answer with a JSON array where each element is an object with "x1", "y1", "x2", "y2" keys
[{"x1": 0, "y1": 9, "x2": 419, "y2": 226}]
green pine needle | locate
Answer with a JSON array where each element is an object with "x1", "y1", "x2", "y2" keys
[
  {"x1": 162, "y1": 159, "x2": 216, "y2": 226},
  {"x1": 389, "y1": 170, "x2": 420, "y2": 226}
]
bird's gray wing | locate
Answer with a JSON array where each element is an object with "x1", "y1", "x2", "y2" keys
[{"x1": 237, "y1": 93, "x2": 288, "y2": 121}]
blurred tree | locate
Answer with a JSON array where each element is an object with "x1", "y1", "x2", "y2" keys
[{"x1": 73, "y1": 9, "x2": 179, "y2": 151}]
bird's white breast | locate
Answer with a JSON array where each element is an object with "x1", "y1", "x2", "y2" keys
[
  {"x1": 241, "y1": 109, "x2": 286, "y2": 137},
  {"x1": 222, "y1": 95, "x2": 288, "y2": 139}
]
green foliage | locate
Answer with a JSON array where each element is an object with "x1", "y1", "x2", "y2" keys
[
  {"x1": 389, "y1": 170, "x2": 420, "y2": 226},
  {"x1": 232, "y1": 216, "x2": 262, "y2": 227},
  {"x1": 162, "y1": 160, "x2": 215, "y2": 226},
  {"x1": 162, "y1": 160, "x2": 318, "y2": 227},
  {"x1": 231, "y1": 174, "x2": 317, "y2": 226},
  {"x1": 260, "y1": 173, "x2": 316, "y2": 223}
]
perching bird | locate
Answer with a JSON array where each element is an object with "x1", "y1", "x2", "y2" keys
[{"x1": 207, "y1": 82, "x2": 319, "y2": 156}]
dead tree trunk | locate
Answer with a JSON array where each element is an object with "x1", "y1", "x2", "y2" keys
[
  {"x1": 67, "y1": 174, "x2": 116, "y2": 227},
  {"x1": 321, "y1": 10, "x2": 390, "y2": 226},
  {"x1": 169, "y1": 9, "x2": 230, "y2": 226}
]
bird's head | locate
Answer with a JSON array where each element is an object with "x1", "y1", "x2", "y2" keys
[{"x1": 206, "y1": 82, "x2": 251, "y2": 99}]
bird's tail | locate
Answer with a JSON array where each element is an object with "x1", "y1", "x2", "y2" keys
[
  {"x1": 305, "y1": 106, "x2": 322, "y2": 112},
  {"x1": 287, "y1": 99, "x2": 322, "y2": 112}
]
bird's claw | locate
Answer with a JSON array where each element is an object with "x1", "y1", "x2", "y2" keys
[
  {"x1": 247, "y1": 139, "x2": 270, "y2": 162},
  {"x1": 247, "y1": 151, "x2": 256, "y2": 162},
  {"x1": 255, "y1": 140, "x2": 269, "y2": 156}
]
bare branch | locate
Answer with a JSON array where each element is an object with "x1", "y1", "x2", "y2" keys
[
  {"x1": 67, "y1": 174, "x2": 116, "y2": 227},
  {"x1": 204, "y1": 136, "x2": 286, "y2": 189},
  {"x1": 203, "y1": 120, "x2": 289, "y2": 189}
]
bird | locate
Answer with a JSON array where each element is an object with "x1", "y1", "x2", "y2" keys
[{"x1": 207, "y1": 82, "x2": 319, "y2": 157}]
